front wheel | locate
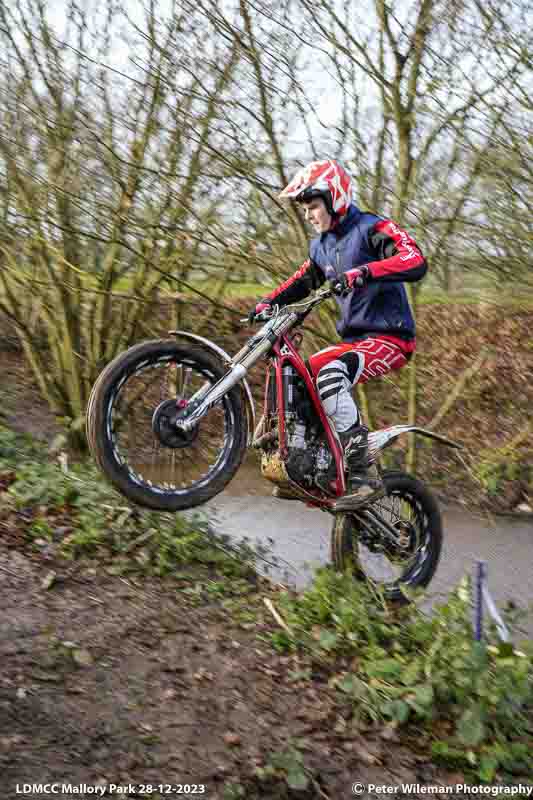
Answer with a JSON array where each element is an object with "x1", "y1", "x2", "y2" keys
[
  {"x1": 86, "y1": 339, "x2": 248, "y2": 511},
  {"x1": 331, "y1": 471, "x2": 442, "y2": 604}
]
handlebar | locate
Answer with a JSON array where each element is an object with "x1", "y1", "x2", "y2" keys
[{"x1": 239, "y1": 286, "x2": 335, "y2": 325}]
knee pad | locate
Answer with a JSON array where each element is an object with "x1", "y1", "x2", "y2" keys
[
  {"x1": 339, "y1": 350, "x2": 364, "y2": 383},
  {"x1": 317, "y1": 359, "x2": 360, "y2": 430},
  {"x1": 317, "y1": 360, "x2": 349, "y2": 410}
]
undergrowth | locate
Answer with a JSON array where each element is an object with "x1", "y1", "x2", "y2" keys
[
  {"x1": 267, "y1": 568, "x2": 533, "y2": 783},
  {"x1": 2, "y1": 423, "x2": 532, "y2": 787},
  {"x1": 0, "y1": 423, "x2": 267, "y2": 585}
]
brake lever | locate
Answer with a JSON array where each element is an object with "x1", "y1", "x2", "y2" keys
[
  {"x1": 258, "y1": 304, "x2": 278, "y2": 321},
  {"x1": 328, "y1": 281, "x2": 350, "y2": 298},
  {"x1": 239, "y1": 305, "x2": 278, "y2": 325}
]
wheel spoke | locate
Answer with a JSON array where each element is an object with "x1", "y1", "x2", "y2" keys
[
  {"x1": 347, "y1": 487, "x2": 431, "y2": 590},
  {"x1": 181, "y1": 366, "x2": 192, "y2": 397},
  {"x1": 107, "y1": 355, "x2": 232, "y2": 495}
]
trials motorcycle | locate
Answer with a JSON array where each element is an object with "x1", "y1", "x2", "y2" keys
[{"x1": 86, "y1": 286, "x2": 460, "y2": 601}]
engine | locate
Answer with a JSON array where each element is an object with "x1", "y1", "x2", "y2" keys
[
  {"x1": 266, "y1": 364, "x2": 334, "y2": 489},
  {"x1": 286, "y1": 432, "x2": 332, "y2": 488}
]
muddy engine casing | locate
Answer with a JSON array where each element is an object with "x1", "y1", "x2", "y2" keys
[{"x1": 260, "y1": 365, "x2": 332, "y2": 489}]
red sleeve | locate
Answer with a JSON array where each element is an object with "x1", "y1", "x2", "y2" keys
[
  {"x1": 367, "y1": 220, "x2": 427, "y2": 283},
  {"x1": 263, "y1": 258, "x2": 325, "y2": 306}
]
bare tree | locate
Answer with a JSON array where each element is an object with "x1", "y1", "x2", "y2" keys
[
  {"x1": 0, "y1": 0, "x2": 530, "y2": 462},
  {"x1": 0, "y1": 0, "x2": 241, "y2": 444}
]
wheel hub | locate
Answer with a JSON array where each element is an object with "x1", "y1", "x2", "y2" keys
[
  {"x1": 383, "y1": 520, "x2": 417, "y2": 559},
  {"x1": 394, "y1": 520, "x2": 415, "y2": 551},
  {"x1": 360, "y1": 519, "x2": 416, "y2": 558},
  {"x1": 152, "y1": 398, "x2": 199, "y2": 449}
]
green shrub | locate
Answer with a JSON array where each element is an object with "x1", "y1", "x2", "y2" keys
[
  {"x1": 0, "y1": 424, "x2": 262, "y2": 585},
  {"x1": 475, "y1": 447, "x2": 532, "y2": 498},
  {"x1": 269, "y1": 568, "x2": 533, "y2": 781}
]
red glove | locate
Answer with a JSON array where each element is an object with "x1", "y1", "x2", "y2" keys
[
  {"x1": 330, "y1": 265, "x2": 370, "y2": 296},
  {"x1": 345, "y1": 265, "x2": 370, "y2": 288},
  {"x1": 248, "y1": 302, "x2": 271, "y2": 323}
]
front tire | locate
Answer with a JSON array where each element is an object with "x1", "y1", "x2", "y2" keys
[
  {"x1": 86, "y1": 340, "x2": 248, "y2": 511},
  {"x1": 331, "y1": 470, "x2": 442, "y2": 603}
]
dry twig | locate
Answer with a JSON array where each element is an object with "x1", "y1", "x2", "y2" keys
[{"x1": 263, "y1": 597, "x2": 292, "y2": 635}]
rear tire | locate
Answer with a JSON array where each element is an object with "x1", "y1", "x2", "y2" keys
[
  {"x1": 331, "y1": 470, "x2": 442, "y2": 603},
  {"x1": 86, "y1": 339, "x2": 248, "y2": 511}
]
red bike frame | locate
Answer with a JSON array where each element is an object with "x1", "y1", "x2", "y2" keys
[{"x1": 264, "y1": 331, "x2": 347, "y2": 502}]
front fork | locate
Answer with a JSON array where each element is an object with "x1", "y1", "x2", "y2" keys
[{"x1": 174, "y1": 338, "x2": 273, "y2": 432}]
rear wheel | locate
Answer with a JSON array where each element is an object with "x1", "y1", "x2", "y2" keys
[
  {"x1": 86, "y1": 340, "x2": 248, "y2": 511},
  {"x1": 331, "y1": 471, "x2": 442, "y2": 603}
]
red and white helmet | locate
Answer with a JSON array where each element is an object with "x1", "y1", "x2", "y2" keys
[{"x1": 279, "y1": 159, "x2": 353, "y2": 218}]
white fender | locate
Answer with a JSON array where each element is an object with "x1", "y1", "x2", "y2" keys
[
  {"x1": 368, "y1": 425, "x2": 462, "y2": 459},
  {"x1": 168, "y1": 330, "x2": 256, "y2": 445}
]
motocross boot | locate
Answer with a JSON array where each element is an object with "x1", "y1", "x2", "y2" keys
[{"x1": 333, "y1": 424, "x2": 385, "y2": 511}]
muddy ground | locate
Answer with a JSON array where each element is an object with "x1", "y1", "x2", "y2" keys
[{"x1": 1, "y1": 543, "x2": 481, "y2": 800}]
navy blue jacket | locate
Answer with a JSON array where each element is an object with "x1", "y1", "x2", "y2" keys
[{"x1": 265, "y1": 204, "x2": 427, "y2": 342}]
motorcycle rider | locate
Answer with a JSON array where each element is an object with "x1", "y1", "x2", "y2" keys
[{"x1": 249, "y1": 159, "x2": 427, "y2": 505}]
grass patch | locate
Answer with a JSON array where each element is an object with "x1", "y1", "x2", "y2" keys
[
  {"x1": 177, "y1": 281, "x2": 533, "y2": 308},
  {"x1": 265, "y1": 568, "x2": 533, "y2": 783},
  {"x1": 418, "y1": 288, "x2": 533, "y2": 309},
  {"x1": 0, "y1": 423, "x2": 266, "y2": 589},
  {"x1": 185, "y1": 280, "x2": 275, "y2": 299}
]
